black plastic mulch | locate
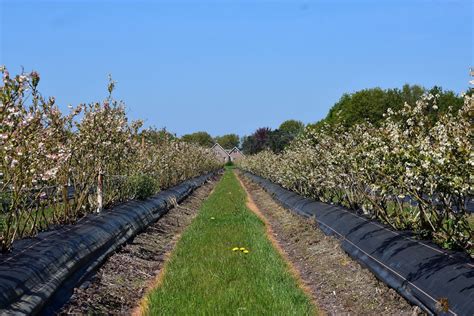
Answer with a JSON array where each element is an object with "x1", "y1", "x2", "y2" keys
[
  {"x1": 0, "y1": 172, "x2": 216, "y2": 316},
  {"x1": 244, "y1": 172, "x2": 474, "y2": 316}
]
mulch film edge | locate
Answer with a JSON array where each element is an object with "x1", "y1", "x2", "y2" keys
[
  {"x1": 0, "y1": 171, "x2": 217, "y2": 316},
  {"x1": 243, "y1": 171, "x2": 474, "y2": 316}
]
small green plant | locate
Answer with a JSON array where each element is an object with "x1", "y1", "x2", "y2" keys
[{"x1": 127, "y1": 174, "x2": 158, "y2": 200}]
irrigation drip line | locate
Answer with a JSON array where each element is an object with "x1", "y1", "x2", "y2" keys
[{"x1": 243, "y1": 171, "x2": 474, "y2": 316}]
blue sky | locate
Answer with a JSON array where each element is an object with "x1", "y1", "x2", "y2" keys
[{"x1": 1, "y1": 0, "x2": 472, "y2": 137}]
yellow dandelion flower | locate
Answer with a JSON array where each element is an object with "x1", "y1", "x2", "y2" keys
[
  {"x1": 239, "y1": 247, "x2": 246, "y2": 251},
  {"x1": 232, "y1": 247, "x2": 239, "y2": 251},
  {"x1": 243, "y1": 250, "x2": 249, "y2": 254}
]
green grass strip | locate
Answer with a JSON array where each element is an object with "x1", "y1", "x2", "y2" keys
[{"x1": 144, "y1": 168, "x2": 316, "y2": 315}]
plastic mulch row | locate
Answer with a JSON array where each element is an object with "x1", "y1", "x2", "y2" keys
[
  {"x1": 0, "y1": 172, "x2": 217, "y2": 316},
  {"x1": 244, "y1": 172, "x2": 474, "y2": 316}
]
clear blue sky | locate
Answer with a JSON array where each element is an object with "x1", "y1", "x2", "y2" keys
[{"x1": 1, "y1": 0, "x2": 472, "y2": 137}]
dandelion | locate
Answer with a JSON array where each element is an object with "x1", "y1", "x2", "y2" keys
[
  {"x1": 239, "y1": 247, "x2": 245, "y2": 251},
  {"x1": 243, "y1": 250, "x2": 249, "y2": 254},
  {"x1": 232, "y1": 247, "x2": 239, "y2": 251}
]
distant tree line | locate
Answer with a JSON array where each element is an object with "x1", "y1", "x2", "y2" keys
[
  {"x1": 180, "y1": 131, "x2": 240, "y2": 149},
  {"x1": 178, "y1": 120, "x2": 304, "y2": 155},
  {"x1": 139, "y1": 127, "x2": 176, "y2": 145},
  {"x1": 241, "y1": 120, "x2": 304, "y2": 155},
  {"x1": 309, "y1": 84, "x2": 465, "y2": 130},
  {"x1": 179, "y1": 84, "x2": 466, "y2": 155}
]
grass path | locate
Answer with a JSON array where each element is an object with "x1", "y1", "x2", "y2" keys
[{"x1": 141, "y1": 168, "x2": 316, "y2": 315}]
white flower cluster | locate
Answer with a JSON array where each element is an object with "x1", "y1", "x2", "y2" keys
[
  {"x1": 0, "y1": 67, "x2": 221, "y2": 251},
  {"x1": 239, "y1": 94, "x2": 473, "y2": 252}
]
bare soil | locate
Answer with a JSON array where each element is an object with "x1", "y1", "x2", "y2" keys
[
  {"x1": 237, "y1": 171, "x2": 422, "y2": 316},
  {"x1": 58, "y1": 176, "x2": 219, "y2": 315}
]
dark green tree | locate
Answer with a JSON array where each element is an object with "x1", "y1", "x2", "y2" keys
[
  {"x1": 273, "y1": 120, "x2": 305, "y2": 152},
  {"x1": 243, "y1": 121, "x2": 304, "y2": 154},
  {"x1": 241, "y1": 127, "x2": 272, "y2": 154},
  {"x1": 322, "y1": 85, "x2": 463, "y2": 129},
  {"x1": 268, "y1": 129, "x2": 289, "y2": 153},
  {"x1": 140, "y1": 127, "x2": 175, "y2": 145},
  {"x1": 181, "y1": 131, "x2": 214, "y2": 147},
  {"x1": 214, "y1": 134, "x2": 240, "y2": 149},
  {"x1": 279, "y1": 120, "x2": 304, "y2": 135},
  {"x1": 241, "y1": 135, "x2": 256, "y2": 155}
]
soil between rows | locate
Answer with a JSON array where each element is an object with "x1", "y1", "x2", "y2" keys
[
  {"x1": 58, "y1": 170, "x2": 422, "y2": 315},
  {"x1": 237, "y1": 171, "x2": 422, "y2": 315},
  {"x1": 58, "y1": 176, "x2": 219, "y2": 315}
]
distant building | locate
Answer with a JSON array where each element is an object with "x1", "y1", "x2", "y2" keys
[
  {"x1": 211, "y1": 143, "x2": 230, "y2": 163},
  {"x1": 211, "y1": 143, "x2": 245, "y2": 163},
  {"x1": 228, "y1": 147, "x2": 244, "y2": 162}
]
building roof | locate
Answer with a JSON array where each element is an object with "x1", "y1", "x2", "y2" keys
[
  {"x1": 211, "y1": 143, "x2": 227, "y2": 153},
  {"x1": 211, "y1": 143, "x2": 244, "y2": 156},
  {"x1": 229, "y1": 147, "x2": 244, "y2": 156}
]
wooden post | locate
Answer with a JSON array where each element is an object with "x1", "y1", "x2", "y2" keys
[
  {"x1": 97, "y1": 170, "x2": 103, "y2": 213},
  {"x1": 62, "y1": 184, "x2": 69, "y2": 219}
]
